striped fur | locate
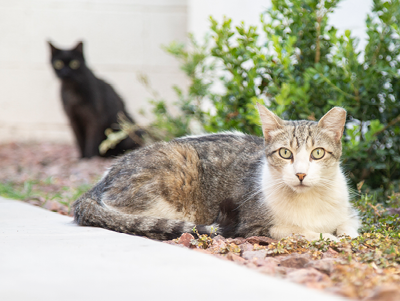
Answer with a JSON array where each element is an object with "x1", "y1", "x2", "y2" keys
[{"x1": 73, "y1": 105, "x2": 360, "y2": 241}]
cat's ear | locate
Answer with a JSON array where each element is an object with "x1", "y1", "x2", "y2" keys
[
  {"x1": 73, "y1": 41, "x2": 84, "y2": 54},
  {"x1": 318, "y1": 107, "x2": 346, "y2": 141},
  {"x1": 48, "y1": 41, "x2": 59, "y2": 56},
  {"x1": 256, "y1": 103, "x2": 284, "y2": 140}
]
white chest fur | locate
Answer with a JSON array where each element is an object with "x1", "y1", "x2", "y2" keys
[{"x1": 261, "y1": 160, "x2": 351, "y2": 234}]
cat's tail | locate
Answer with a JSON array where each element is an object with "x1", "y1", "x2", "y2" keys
[{"x1": 73, "y1": 188, "x2": 238, "y2": 240}]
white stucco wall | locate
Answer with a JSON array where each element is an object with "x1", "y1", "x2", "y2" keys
[
  {"x1": 188, "y1": 0, "x2": 372, "y2": 50},
  {"x1": 0, "y1": 0, "x2": 373, "y2": 143},
  {"x1": 0, "y1": 0, "x2": 188, "y2": 143}
]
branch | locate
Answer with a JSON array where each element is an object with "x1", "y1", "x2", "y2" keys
[
  {"x1": 373, "y1": 114, "x2": 400, "y2": 136},
  {"x1": 315, "y1": 15, "x2": 322, "y2": 63},
  {"x1": 370, "y1": 30, "x2": 385, "y2": 66},
  {"x1": 316, "y1": 72, "x2": 357, "y2": 100}
]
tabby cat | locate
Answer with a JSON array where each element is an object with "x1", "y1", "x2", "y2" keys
[
  {"x1": 49, "y1": 41, "x2": 142, "y2": 158},
  {"x1": 73, "y1": 104, "x2": 360, "y2": 241}
]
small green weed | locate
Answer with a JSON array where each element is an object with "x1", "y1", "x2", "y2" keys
[
  {"x1": 0, "y1": 181, "x2": 34, "y2": 200},
  {"x1": 0, "y1": 180, "x2": 92, "y2": 213},
  {"x1": 190, "y1": 226, "x2": 216, "y2": 249}
]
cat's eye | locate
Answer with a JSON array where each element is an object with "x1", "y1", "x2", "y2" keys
[
  {"x1": 69, "y1": 60, "x2": 80, "y2": 69},
  {"x1": 279, "y1": 148, "x2": 292, "y2": 159},
  {"x1": 311, "y1": 148, "x2": 325, "y2": 160},
  {"x1": 53, "y1": 60, "x2": 64, "y2": 70}
]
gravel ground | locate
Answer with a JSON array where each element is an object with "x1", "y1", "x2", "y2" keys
[
  {"x1": 167, "y1": 233, "x2": 400, "y2": 301},
  {"x1": 0, "y1": 142, "x2": 112, "y2": 214}
]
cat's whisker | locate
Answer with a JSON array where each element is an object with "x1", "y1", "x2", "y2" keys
[
  {"x1": 348, "y1": 187, "x2": 360, "y2": 198},
  {"x1": 237, "y1": 179, "x2": 287, "y2": 210},
  {"x1": 235, "y1": 188, "x2": 264, "y2": 209},
  {"x1": 261, "y1": 182, "x2": 288, "y2": 200},
  {"x1": 314, "y1": 180, "x2": 336, "y2": 189}
]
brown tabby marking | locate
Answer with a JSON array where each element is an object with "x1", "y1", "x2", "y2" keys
[{"x1": 103, "y1": 143, "x2": 207, "y2": 223}]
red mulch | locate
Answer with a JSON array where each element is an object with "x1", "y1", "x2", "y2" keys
[{"x1": 0, "y1": 142, "x2": 112, "y2": 214}]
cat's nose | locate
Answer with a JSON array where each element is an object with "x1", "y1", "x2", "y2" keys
[{"x1": 296, "y1": 173, "x2": 306, "y2": 181}]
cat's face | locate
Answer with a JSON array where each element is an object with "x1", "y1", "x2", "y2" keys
[
  {"x1": 257, "y1": 104, "x2": 346, "y2": 192},
  {"x1": 48, "y1": 41, "x2": 85, "y2": 80}
]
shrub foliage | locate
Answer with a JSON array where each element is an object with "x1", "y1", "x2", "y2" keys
[{"x1": 147, "y1": 0, "x2": 400, "y2": 196}]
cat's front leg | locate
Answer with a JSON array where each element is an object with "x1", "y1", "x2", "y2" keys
[
  {"x1": 269, "y1": 225, "x2": 339, "y2": 242},
  {"x1": 83, "y1": 123, "x2": 102, "y2": 158},
  {"x1": 336, "y1": 217, "x2": 360, "y2": 238},
  {"x1": 69, "y1": 116, "x2": 86, "y2": 157}
]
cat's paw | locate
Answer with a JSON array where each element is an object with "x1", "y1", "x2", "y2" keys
[
  {"x1": 305, "y1": 232, "x2": 339, "y2": 242},
  {"x1": 336, "y1": 217, "x2": 360, "y2": 239},
  {"x1": 336, "y1": 228, "x2": 359, "y2": 239},
  {"x1": 320, "y1": 233, "x2": 339, "y2": 242}
]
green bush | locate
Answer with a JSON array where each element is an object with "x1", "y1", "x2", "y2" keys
[{"x1": 147, "y1": 0, "x2": 400, "y2": 197}]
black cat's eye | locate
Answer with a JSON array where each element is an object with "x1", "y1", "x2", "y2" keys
[
  {"x1": 279, "y1": 148, "x2": 292, "y2": 159},
  {"x1": 69, "y1": 60, "x2": 80, "y2": 69},
  {"x1": 53, "y1": 60, "x2": 64, "y2": 70},
  {"x1": 311, "y1": 148, "x2": 325, "y2": 160}
]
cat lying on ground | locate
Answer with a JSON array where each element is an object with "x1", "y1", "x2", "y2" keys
[
  {"x1": 48, "y1": 41, "x2": 142, "y2": 158},
  {"x1": 73, "y1": 104, "x2": 360, "y2": 241}
]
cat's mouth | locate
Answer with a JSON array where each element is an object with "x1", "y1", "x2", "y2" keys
[{"x1": 292, "y1": 183, "x2": 310, "y2": 191}]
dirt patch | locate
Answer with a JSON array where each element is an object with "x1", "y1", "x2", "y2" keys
[{"x1": 0, "y1": 142, "x2": 112, "y2": 214}]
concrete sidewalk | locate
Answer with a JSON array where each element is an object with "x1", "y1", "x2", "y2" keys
[{"x1": 0, "y1": 198, "x2": 345, "y2": 301}]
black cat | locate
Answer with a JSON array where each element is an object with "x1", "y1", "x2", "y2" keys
[{"x1": 48, "y1": 41, "x2": 142, "y2": 158}]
